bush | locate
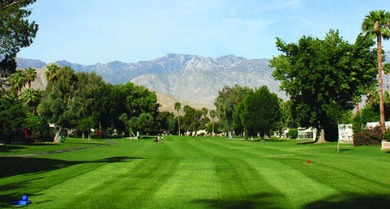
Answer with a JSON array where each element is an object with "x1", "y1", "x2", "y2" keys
[
  {"x1": 353, "y1": 126, "x2": 383, "y2": 146},
  {"x1": 384, "y1": 129, "x2": 390, "y2": 141},
  {"x1": 289, "y1": 128, "x2": 298, "y2": 139}
]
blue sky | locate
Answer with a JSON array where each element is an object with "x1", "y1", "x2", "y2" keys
[{"x1": 18, "y1": 0, "x2": 390, "y2": 65}]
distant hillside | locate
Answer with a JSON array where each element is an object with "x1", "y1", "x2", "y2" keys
[
  {"x1": 17, "y1": 53, "x2": 285, "y2": 108},
  {"x1": 130, "y1": 54, "x2": 283, "y2": 105},
  {"x1": 16, "y1": 57, "x2": 46, "y2": 69}
]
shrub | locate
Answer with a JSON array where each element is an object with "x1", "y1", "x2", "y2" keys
[
  {"x1": 384, "y1": 129, "x2": 390, "y2": 141},
  {"x1": 353, "y1": 126, "x2": 383, "y2": 146},
  {"x1": 289, "y1": 128, "x2": 298, "y2": 139}
]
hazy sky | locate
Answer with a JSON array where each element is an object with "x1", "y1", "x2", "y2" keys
[{"x1": 18, "y1": 0, "x2": 390, "y2": 65}]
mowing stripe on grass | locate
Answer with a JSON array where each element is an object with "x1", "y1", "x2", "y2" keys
[{"x1": 1, "y1": 137, "x2": 390, "y2": 208}]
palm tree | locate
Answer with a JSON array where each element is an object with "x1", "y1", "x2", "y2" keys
[
  {"x1": 20, "y1": 89, "x2": 42, "y2": 114},
  {"x1": 8, "y1": 70, "x2": 27, "y2": 96},
  {"x1": 24, "y1": 67, "x2": 37, "y2": 88},
  {"x1": 174, "y1": 102, "x2": 181, "y2": 136},
  {"x1": 384, "y1": 63, "x2": 390, "y2": 90},
  {"x1": 362, "y1": 10, "x2": 390, "y2": 133},
  {"x1": 45, "y1": 65, "x2": 60, "y2": 90},
  {"x1": 210, "y1": 110, "x2": 216, "y2": 137}
]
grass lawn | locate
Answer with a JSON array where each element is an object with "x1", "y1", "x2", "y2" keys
[{"x1": 1, "y1": 136, "x2": 390, "y2": 208}]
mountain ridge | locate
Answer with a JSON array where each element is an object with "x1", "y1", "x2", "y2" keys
[{"x1": 17, "y1": 54, "x2": 284, "y2": 108}]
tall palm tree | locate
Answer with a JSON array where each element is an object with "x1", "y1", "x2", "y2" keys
[
  {"x1": 384, "y1": 63, "x2": 390, "y2": 90},
  {"x1": 362, "y1": 10, "x2": 390, "y2": 133},
  {"x1": 174, "y1": 102, "x2": 181, "y2": 136},
  {"x1": 24, "y1": 67, "x2": 37, "y2": 88},
  {"x1": 210, "y1": 110, "x2": 216, "y2": 137},
  {"x1": 8, "y1": 70, "x2": 27, "y2": 96},
  {"x1": 45, "y1": 65, "x2": 60, "y2": 90}
]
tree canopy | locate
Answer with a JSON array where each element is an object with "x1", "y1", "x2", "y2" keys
[
  {"x1": 214, "y1": 85, "x2": 252, "y2": 134},
  {"x1": 270, "y1": 30, "x2": 377, "y2": 141},
  {"x1": 0, "y1": 0, "x2": 38, "y2": 75},
  {"x1": 233, "y1": 86, "x2": 281, "y2": 139}
]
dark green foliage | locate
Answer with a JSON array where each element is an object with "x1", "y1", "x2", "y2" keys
[
  {"x1": 0, "y1": 0, "x2": 38, "y2": 76},
  {"x1": 353, "y1": 126, "x2": 383, "y2": 146},
  {"x1": 0, "y1": 97, "x2": 27, "y2": 143},
  {"x1": 0, "y1": 55, "x2": 16, "y2": 78},
  {"x1": 130, "y1": 113, "x2": 154, "y2": 135},
  {"x1": 215, "y1": 85, "x2": 252, "y2": 133},
  {"x1": 289, "y1": 128, "x2": 298, "y2": 139},
  {"x1": 352, "y1": 113, "x2": 364, "y2": 135},
  {"x1": 182, "y1": 105, "x2": 203, "y2": 135},
  {"x1": 108, "y1": 83, "x2": 159, "y2": 134},
  {"x1": 24, "y1": 113, "x2": 51, "y2": 142},
  {"x1": 271, "y1": 30, "x2": 377, "y2": 140},
  {"x1": 233, "y1": 86, "x2": 281, "y2": 139},
  {"x1": 384, "y1": 129, "x2": 390, "y2": 141},
  {"x1": 156, "y1": 111, "x2": 175, "y2": 134},
  {"x1": 38, "y1": 66, "x2": 78, "y2": 127}
]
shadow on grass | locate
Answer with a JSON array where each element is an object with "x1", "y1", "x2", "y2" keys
[
  {"x1": 0, "y1": 144, "x2": 26, "y2": 153},
  {"x1": 0, "y1": 156, "x2": 145, "y2": 178},
  {"x1": 192, "y1": 193, "x2": 283, "y2": 209},
  {"x1": 0, "y1": 178, "x2": 44, "y2": 207},
  {"x1": 0, "y1": 155, "x2": 145, "y2": 207},
  {"x1": 296, "y1": 141, "x2": 316, "y2": 145},
  {"x1": 304, "y1": 193, "x2": 390, "y2": 209}
]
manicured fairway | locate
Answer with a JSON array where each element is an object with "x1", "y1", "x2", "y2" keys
[{"x1": 1, "y1": 137, "x2": 390, "y2": 208}]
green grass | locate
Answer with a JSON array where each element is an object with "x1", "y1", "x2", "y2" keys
[{"x1": 1, "y1": 136, "x2": 390, "y2": 208}]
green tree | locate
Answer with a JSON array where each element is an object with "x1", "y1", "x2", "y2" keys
[
  {"x1": 270, "y1": 30, "x2": 377, "y2": 142},
  {"x1": 24, "y1": 67, "x2": 37, "y2": 88},
  {"x1": 78, "y1": 117, "x2": 95, "y2": 139},
  {"x1": 214, "y1": 85, "x2": 252, "y2": 136},
  {"x1": 38, "y1": 66, "x2": 78, "y2": 142},
  {"x1": 362, "y1": 10, "x2": 390, "y2": 134},
  {"x1": 71, "y1": 71, "x2": 110, "y2": 132},
  {"x1": 45, "y1": 64, "x2": 61, "y2": 90},
  {"x1": 0, "y1": 0, "x2": 38, "y2": 76},
  {"x1": 234, "y1": 86, "x2": 281, "y2": 139},
  {"x1": 174, "y1": 102, "x2": 181, "y2": 135},
  {"x1": 136, "y1": 113, "x2": 154, "y2": 135},
  {"x1": 108, "y1": 82, "x2": 159, "y2": 134},
  {"x1": 156, "y1": 111, "x2": 176, "y2": 134},
  {"x1": 182, "y1": 105, "x2": 203, "y2": 136},
  {"x1": 8, "y1": 70, "x2": 26, "y2": 95},
  {"x1": 0, "y1": 97, "x2": 27, "y2": 143},
  {"x1": 19, "y1": 88, "x2": 42, "y2": 114}
]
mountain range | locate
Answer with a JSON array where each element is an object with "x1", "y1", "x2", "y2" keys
[
  {"x1": 17, "y1": 51, "x2": 390, "y2": 112},
  {"x1": 17, "y1": 54, "x2": 285, "y2": 111}
]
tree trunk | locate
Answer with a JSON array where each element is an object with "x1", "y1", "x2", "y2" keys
[
  {"x1": 53, "y1": 127, "x2": 62, "y2": 143},
  {"x1": 356, "y1": 102, "x2": 360, "y2": 114},
  {"x1": 177, "y1": 111, "x2": 181, "y2": 136},
  {"x1": 377, "y1": 34, "x2": 386, "y2": 134},
  {"x1": 317, "y1": 129, "x2": 327, "y2": 143},
  {"x1": 212, "y1": 119, "x2": 215, "y2": 137}
]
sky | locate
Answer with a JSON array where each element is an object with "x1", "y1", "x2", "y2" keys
[{"x1": 18, "y1": 0, "x2": 390, "y2": 65}]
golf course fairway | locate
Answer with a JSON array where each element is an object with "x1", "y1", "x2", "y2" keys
[{"x1": 1, "y1": 136, "x2": 389, "y2": 208}]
